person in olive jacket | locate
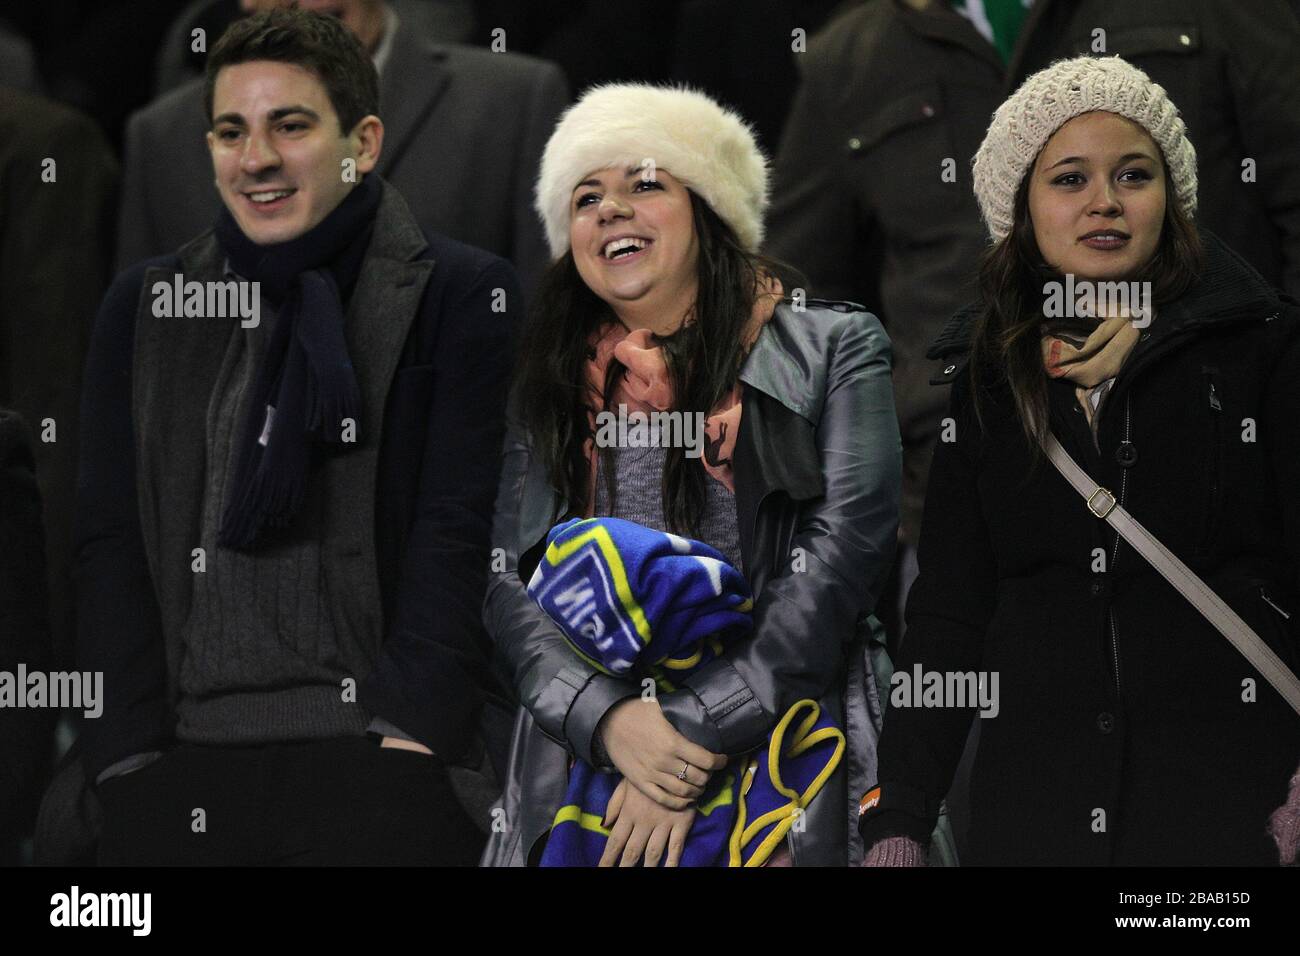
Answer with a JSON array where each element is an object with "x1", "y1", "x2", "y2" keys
[{"x1": 859, "y1": 56, "x2": 1300, "y2": 866}]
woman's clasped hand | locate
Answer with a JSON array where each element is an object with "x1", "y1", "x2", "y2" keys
[{"x1": 595, "y1": 698, "x2": 727, "y2": 866}]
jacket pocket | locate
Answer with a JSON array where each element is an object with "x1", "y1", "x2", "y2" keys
[
  {"x1": 850, "y1": 84, "x2": 946, "y2": 154},
  {"x1": 1257, "y1": 585, "x2": 1300, "y2": 676},
  {"x1": 845, "y1": 82, "x2": 956, "y2": 232},
  {"x1": 1214, "y1": 574, "x2": 1300, "y2": 683}
]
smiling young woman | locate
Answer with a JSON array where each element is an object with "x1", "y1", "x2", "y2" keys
[
  {"x1": 482, "y1": 83, "x2": 904, "y2": 867},
  {"x1": 859, "y1": 56, "x2": 1300, "y2": 867}
]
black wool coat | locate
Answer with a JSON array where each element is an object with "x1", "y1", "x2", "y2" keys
[{"x1": 862, "y1": 233, "x2": 1300, "y2": 865}]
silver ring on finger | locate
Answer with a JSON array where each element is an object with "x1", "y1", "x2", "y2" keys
[{"x1": 677, "y1": 762, "x2": 690, "y2": 781}]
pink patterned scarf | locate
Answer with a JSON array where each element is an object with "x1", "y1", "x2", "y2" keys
[{"x1": 580, "y1": 276, "x2": 783, "y2": 517}]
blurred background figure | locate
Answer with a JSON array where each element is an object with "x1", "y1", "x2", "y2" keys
[
  {"x1": 670, "y1": 0, "x2": 854, "y2": 157},
  {"x1": 150, "y1": 0, "x2": 475, "y2": 95},
  {"x1": 0, "y1": 87, "x2": 117, "y2": 673},
  {"x1": 0, "y1": 88, "x2": 118, "y2": 864},
  {"x1": 0, "y1": 409, "x2": 55, "y2": 866}
]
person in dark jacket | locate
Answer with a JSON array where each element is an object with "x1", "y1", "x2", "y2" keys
[
  {"x1": 481, "y1": 83, "x2": 904, "y2": 866},
  {"x1": 71, "y1": 8, "x2": 518, "y2": 865},
  {"x1": 767, "y1": 0, "x2": 1300, "y2": 655},
  {"x1": 859, "y1": 55, "x2": 1300, "y2": 866}
]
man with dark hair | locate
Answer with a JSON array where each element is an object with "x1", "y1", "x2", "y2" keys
[
  {"x1": 74, "y1": 7, "x2": 518, "y2": 865},
  {"x1": 116, "y1": 0, "x2": 567, "y2": 295},
  {"x1": 201, "y1": 5, "x2": 381, "y2": 137}
]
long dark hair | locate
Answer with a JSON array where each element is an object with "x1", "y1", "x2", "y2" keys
[
  {"x1": 968, "y1": 156, "x2": 1204, "y2": 454},
  {"x1": 513, "y1": 190, "x2": 796, "y2": 534}
]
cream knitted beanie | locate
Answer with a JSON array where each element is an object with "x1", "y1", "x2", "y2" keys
[
  {"x1": 972, "y1": 55, "x2": 1197, "y2": 242},
  {"x1": 534, "y1": 83, "x2": 769, "y2": 259}
]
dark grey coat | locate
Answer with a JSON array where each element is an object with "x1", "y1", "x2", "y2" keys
[{"x1": 481, "y1": 301, "x2": 905, "y2": 866}]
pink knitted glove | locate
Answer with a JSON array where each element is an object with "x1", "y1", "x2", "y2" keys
[
  {"x1": 1268, "y1": 760, "x2": 1300, "y2": 865},
  {"x1": 861, "y1": 836, "x2": 927, "y2": 867}
]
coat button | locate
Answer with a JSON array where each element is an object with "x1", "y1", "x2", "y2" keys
[
  {"x1": 848, "y1": 136, "x2": 863, "y2": 151},
  {"x1": 1115, "y1": 441, "x2": 1138, "y2": 467},
  {"x1": 1089, "y1": 576, "x2": 1107, "y2": 597},
  {"x1": 1096, "y1": 712, "x2": 1115, "y2": 734}
]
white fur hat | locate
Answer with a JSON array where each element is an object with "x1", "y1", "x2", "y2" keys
[
  {"x1": 534, "y1": 82, "x2": 769, "y2": 259},
  {"x1": 972, "y1": 55, "x2": 1198, "y2": 242}
]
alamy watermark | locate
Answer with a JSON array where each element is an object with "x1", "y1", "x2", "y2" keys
[
  {"x1": 594, "y1": 403, "x2": 707, "y2": 459},
  {"x1": 890, "y1": 665, "x2": 1000, "y2": 718},
  {"x1": 152, "y1": 273, "x2": 260, "y2": 328},
  {"x1": 0, "y1": 665, "x2": 102, "y2": 718},
  {"x1": 50, "y1": 886, "x2": 150, "y2": 936},
  {"x1": 1042, "y1": 275, "x2": 1152, "y2": 328}
]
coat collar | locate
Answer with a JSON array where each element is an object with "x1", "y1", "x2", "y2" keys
[
  {"x1": 890, "y1": 0, "x2": 1065, "y2": 90},
  {"x1": 739, "y1": 300, "x2": 828, "y2": 423},
  {"x1": 736, "y1": 299, "x2": 834, "y2": 507},
  {"x1": 735, "y1": 301, "x2": 832, "y2": 579},
  {"x1": 892, "y1": 0, "x2": 1004, "y2": 75},
  {"x1": 925, "y1": 230, "x2": 1285, "y2": 384}
]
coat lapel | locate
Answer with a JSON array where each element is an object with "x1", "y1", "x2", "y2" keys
[
  {"x1": 377, "y1": 29, "x2": 451, "y2": 177},
  {"x1": 734, "y1": 303, "x2": 826, "y2": 580},
  {"x1": 516, "y1": 438, "x2": 563, "y2": 563},
  {"x1": 894, "y1": 0, "x2": 1003, "y2": 76},
  {"x1": 135, "y1": 241, "x2": 242, "y2": 689},
  {"x1": 328, "y1": 182, "x2": 434, "y2": 561}
]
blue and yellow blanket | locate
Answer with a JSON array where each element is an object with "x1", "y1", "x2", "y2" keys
[{"x1": 527, "y1": 517, "x2": 845, "y2": 866}]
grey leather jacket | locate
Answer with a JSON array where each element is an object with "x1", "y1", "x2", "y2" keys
[{"x1": 480, "y1": 300, "x2": 903, "y2": 866}]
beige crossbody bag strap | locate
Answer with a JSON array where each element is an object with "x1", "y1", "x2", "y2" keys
[{"x1": 1042, "y1": 432, "x2": 1300, "y2": 717}]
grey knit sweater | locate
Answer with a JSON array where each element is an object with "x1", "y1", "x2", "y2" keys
[
  {"x1": 172, "y1": 312, "x2": 375, "y2": 745},
  {"x1": 592, "y1": 422, "x2": 743, "y2": 571}
]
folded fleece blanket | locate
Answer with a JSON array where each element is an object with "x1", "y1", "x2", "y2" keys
[{"x1": 527, "y1": 517, "x2": 845, "y2": 866}]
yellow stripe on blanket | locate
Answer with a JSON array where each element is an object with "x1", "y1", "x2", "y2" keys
[
  {"x1": 661, "y1": 635, "x2": 727, "y2": 671},
  {"x1": 552, "y1": 804, "x2": 612, "y2": 837},
  {"x1": 697, "y1": 773, "x2": 736, "y2": 817},
  {"x1": 541, "y1": 519, "x2": 653, "y2": 647}
]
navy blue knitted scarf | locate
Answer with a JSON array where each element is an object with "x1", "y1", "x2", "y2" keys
[{"x1": 214, "y1": 174, "x2": 381, "y2": 550}]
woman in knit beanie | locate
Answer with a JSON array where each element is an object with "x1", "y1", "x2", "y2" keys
[
  {"x1": 859, "y1": 55, "x2": 1300, "y2": 866},
  {"x1": 481, "y1": 84, "x2": 904, "y2": 866}
]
